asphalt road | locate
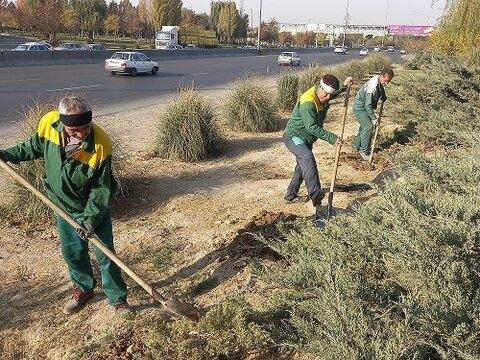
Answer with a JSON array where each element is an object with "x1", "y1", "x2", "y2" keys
[{"x1": 0, "y1": 51, "x2": 402, "y2": 134}]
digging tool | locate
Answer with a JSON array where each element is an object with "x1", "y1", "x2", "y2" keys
[
  {"x1": 0, "y1": 158, "x2": 199, "y2": 320},
  {"x1": 368, "y1": 100, "x2": 385, "y2": 165},
  {"x1": 326, "y1": 84, "x2": 352, "y2": 219}
]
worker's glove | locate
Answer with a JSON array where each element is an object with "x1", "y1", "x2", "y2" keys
[
  {"x1": 76, "y1": 223, "x2": 95, "y2": 240},
  {"x1": 0, "y1": 150, "x2": 7, "y2": 162}
]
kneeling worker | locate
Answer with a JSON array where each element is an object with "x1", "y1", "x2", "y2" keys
[
  {"x1": 0, "y1": 96, "x2": 130, "y2": 316},
  {"x1": 353, "y1": 68, "x2": 394, "y2": 160},
  {"x1": 284, "y1": 74, "x2": 353, "y2": 223}
]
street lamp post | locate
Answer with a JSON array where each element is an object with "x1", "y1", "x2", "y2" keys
[
  {"x1": 342, "y1": 0, "x2": 350, "y2": 49},
  {"x1": 257, "y1": 0, "x2": 263, "y2": 52},
  {"x1": 382, "y1": 0, "x2": 389, "y2": 46}
]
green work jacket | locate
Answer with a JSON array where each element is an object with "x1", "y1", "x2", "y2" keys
[
  {"x1": 353, "y1": 75, "x2": 387, "y2": 121},
  {"x1": 285, "y1": 85, "x2": 345, "y2": 146},
  {"x1": 3, "y1": 111, "x2": 117, "y2": 228}
]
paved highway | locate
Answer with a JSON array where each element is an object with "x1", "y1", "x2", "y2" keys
[{"x1": 0, "y1": 51, "x2": 401, "y2": 134}]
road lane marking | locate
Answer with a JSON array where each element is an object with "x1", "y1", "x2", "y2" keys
[
  {"x1": 186, "y1": 72, "x2": 208, "y2": 76},
  {"x1": 44, "y1": 84, "x2": 102, "y2": 92},
  {"x1": 0, "y1": 78, "x2": 46, "y2": 84}
]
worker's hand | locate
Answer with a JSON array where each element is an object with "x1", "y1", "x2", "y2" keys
[
  {"x1": 344, "y1": 77, "x2": 354, "y2": 86},
  {"x1": 371, "y1": 117, "x2": 378, "y2": 127},
  {"x1": 335, "y1": 137, "x2": 345, "y2": 146},
  {"x1": 0, "y1": 150, "x2": 7, "y2": 162},
  {"x1": 76, "y1": 223, "x2": 95, "y2": 240}
]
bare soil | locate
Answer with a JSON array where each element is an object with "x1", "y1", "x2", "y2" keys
[{"x1": 0, "y1": 85, "x2": 398, "y2": 359}]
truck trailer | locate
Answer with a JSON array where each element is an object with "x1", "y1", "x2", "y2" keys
[{"x1": 155, "y1": 26, "x2": 217, "y2": 49}]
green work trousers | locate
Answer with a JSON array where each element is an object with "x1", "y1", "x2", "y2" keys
[
  {"x1": 353, "y1": 109, "x2": 374, "y2": 154},
  {"x1": 57, "y1": 212, "x2": 127, "y2": 305}
]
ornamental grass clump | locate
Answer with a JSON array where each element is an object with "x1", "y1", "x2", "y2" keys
[
  {"x1": 3, "y1": 102, "x2": 52, "y2": 227},
  {"x1": 225, "y1": 76, "x2": 281, "y2": 132},
  {"x1": 297, "y1": 62, "x2": 324, "y2": 93},
  {"x1": 156, "y1": 88, "x2": 220, "y2": 161},
  {"x1": 363, "y1": 53, "x2": 392, "y2": 73},
  {"x1": 277, "y1": 71, "x2": 299, "y2": 112}
]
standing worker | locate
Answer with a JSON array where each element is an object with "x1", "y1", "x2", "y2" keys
[
  {"x1": 353, "y1": 68, "x2": 394, "y2": 160},
  {"x1": 284, "y1": 74, "x2": 353, "y2": 224},
  {"x1": 0, "y1": 96, "x2": 130, "y2": 316}
]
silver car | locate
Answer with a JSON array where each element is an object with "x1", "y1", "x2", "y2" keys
[
  {"x1": 13, "y1": 42, "x2": 50, "y2": 51},
  {"x1": 277, "y1": 52, "x2": 301, "y2": 66},
  {"x1": 105, "y1": 51, "x2": 159, "y2": 76}
]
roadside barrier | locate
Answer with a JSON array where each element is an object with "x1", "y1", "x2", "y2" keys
[
  {"x1": 52, "y1": 50, "x2": 93, "y2": 65},
  {"x1": 0, "y1": 51, "x2": 6, "y2": 68},
  {"x1": 3, "y1": 50, "x2": 54, "y2": 67}
]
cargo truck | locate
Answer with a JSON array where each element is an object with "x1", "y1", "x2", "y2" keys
[{"x1": 155, "y1": 26, "x2": 217, "y2": 49}]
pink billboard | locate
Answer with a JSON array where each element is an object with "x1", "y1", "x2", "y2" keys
[{"x1": 387, "y1": 25, "x2": 432, "y2": 36}]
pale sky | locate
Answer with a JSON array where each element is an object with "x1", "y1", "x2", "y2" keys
[{"x1": 180, "y1": 0, "x2": 447, "y2": 26}]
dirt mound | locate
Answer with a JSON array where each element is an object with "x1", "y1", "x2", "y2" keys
[
  {"x1": 340, "y1": 152, "x2": 391, "y2": 171},
  {"x1": 93, "y1": 330, "x2": 146, "y2": 360}
]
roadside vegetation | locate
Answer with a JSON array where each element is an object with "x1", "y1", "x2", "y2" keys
[
  {"x1": 156, "y1": 88, "x2": 221, "y2": 162},
  {"x1": 225, "y1": 75, "x2": 281, "y2": 133}
]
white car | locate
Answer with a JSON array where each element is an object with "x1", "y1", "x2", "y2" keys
[
  {"x1": 360, "y1": 48, "x2": 369, "y2": 56},
  {"x1": 387, "y1": 46, "x2": 395, "y2": 52},
  {"x1": 374, "y1": 46, "x2": 381, "y2": 52},
  {"x1": 105, "y1": 52, "x2": 159, "y2": 76},
  {"x1": 334, "y1": 46, "x2": 347, "y2": 54},
  {"x1": 277, "y1": 52, "x2": 301, "y2": 66},
  {"x1": 400, "y1": 49, "x2": 407, "y2": 55},
  {"x1": 13, "y1": 42, "x2": 50, "y2": 51}
]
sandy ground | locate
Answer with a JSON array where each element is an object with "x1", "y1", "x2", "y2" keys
[{"x1": 0, "y1": 82, "x2": 397, "y2": 359}]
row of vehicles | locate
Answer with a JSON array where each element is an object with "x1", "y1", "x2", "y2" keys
[{"x1": 13, "y1": 42, "x2": 107, "y2": 51}]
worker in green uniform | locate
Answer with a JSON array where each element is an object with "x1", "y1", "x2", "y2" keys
[
  {"x1": 0, "y1": 96, "x2": 130, "y2": 316},
  {"x1": 284, "y1": 74, "x2": 353, "y2": 224},
  {"x1": 353, "y1": 68, "x2": 394, "y2": 160}
]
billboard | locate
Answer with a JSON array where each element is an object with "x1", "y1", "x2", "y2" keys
[{"x1": 387, "y1": 25, "x2": 433, "y2": 36}]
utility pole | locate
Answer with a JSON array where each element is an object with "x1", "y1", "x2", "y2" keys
[
  {"x1": 342, "y1": 0, "x2": 350, "y2": 48},
  {"x1": 382, "y1": 0, "x2": 389, "y2": 46},
  {"x1": 257, "y1": 0, "x2": 263, "y2": 51}
]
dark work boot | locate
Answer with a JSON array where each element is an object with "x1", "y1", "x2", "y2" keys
[{"x1": 63, "y1": 287, "x2": 95, "y2": 315}]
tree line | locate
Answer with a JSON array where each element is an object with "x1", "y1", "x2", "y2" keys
[{"x1": 0, "y1": 0, "x2": 252, "y2": 43}]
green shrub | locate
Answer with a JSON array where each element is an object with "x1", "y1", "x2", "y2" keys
[
  {"x1": 277, "y1": 71, "x2": 299, "y2": 112},
  {"x1": 225, "y1": 76, "x2": 281, "y2": 132},
  {"x1": 260, "y1": 150, "x2": 480, "y2": 360},
  {"x1": 297, "y1": 63, "x2": 324, "y2": 93},
  {"x1": 144, "y1": 298, "x2": 272, "y2": 360},
  {"x1": 364, "y1": 53, "x2": 392, "y2": 73},
  {"x1": 156, "y1": 88, "x2": 221, "y2": 161}
]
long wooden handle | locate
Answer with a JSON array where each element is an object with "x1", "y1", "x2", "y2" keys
[
  {"x1": 0, "y1": 159, "x2": 166, "y2": 304},
  {"x1": 368, "y1": 100, "x2": 385, "y2": 165},
  {"x1": 326, "y1": 85, "x2": 352, "y2": 216}
]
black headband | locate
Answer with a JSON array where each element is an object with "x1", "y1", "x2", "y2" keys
[{"x1": 60, "y1": 111, "x2": 92, "y2": 127}]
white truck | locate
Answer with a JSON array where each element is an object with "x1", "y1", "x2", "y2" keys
[
  {"x1": 155, "y1": 26, "x2": 217, "y2": 50},
  {"x1": 155, "y1": 26, "x2": 180, "y2": 50}
]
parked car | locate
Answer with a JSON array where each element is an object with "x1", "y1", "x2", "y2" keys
[
  {"x1": 55, "y1": 42, "x2": 83, "y2": 50},
  {"x1": 400, "y1": 49, "x2": 407, "y2": 55},
  {"x1": 387, "y1": 46, "x2": 395, "y2": 52},
  {"x1": 13, "y1": 42, "x2": 50, "y2": 51},
  {"x1": 82, "y1": 43, "x2": 107, "y2": 51},
  {"x1": 374, "y1": 46, "x2": 381, "y2": 51},
  {"x1": 163, "y1": 44, "x2": 183, "y2": 50},
  {"x1": 277, "y1": 51, "x2": 301, "y2": 66},
  {"x1": 184, "y1": 44, "x2": 198, "y2": 50},
  {"x1": 334, "y1": 46, "x2": 347, "y2": 54},
  {"x1": 105, "y1": 51, "x2": 159, "y2": 76},
  {"x1": 360, "y1": 48, "x2": 369, "y2": 56},
  {"x1": 40, "y1": 42, "x2": 53, "y2": 50}
]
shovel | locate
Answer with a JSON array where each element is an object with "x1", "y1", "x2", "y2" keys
[
  {"x1": 368, "y1": 100, "x2": 385, "y2": 165},
  {"x1": 326, "y1": 84, "x2": 352, "y2": 219},
  {"x1": 0, "y1": 158, "x2": 200, "y2": 320}
]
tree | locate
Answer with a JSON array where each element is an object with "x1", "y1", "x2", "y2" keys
[
  {"x1": 30, "y1": 0, "x2": 64, "y2": 41},
  {"x1": 294, "y1": 31, "x2": 315, "y2": 47},
  {"x1": 118, "y1": 0, "x2": 135, "y2": 36},
  {"x1": 209, "y1": 1, "x2": 228, "y2": 34},
  {"x1": 104, "y1": 14, "x2": 120, "y2": 41},
  {"x1": 196, "y1": 12, "x2": 210, "y2": 30},
  {"x1": 217, "y1": 2, "x2": 237, "y2": 42},
  {"x1": 260, "y1": 18, "x2": 279, "y2": 44},
  {"x1": 74, "y1": 0, "x2": 107, "y2": 41},
  {"x1": 151, "y1": 0, "x2": 182, "y2": 30},
  {"x1": 180, "y1": 8, "x2": 199, "y2": 27},
  {"x1": 278, "y1": 31, "x2": 293, "y2": 45},
  {"x1": 235, "y1": 9, "x2": 248, "y2": 39},
  {"x1": 62, "y1": 7, "x2": 80, "y2": 38},
  {"x1": 0, "y1": 1, "x2": 17, "y2": 30}
]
